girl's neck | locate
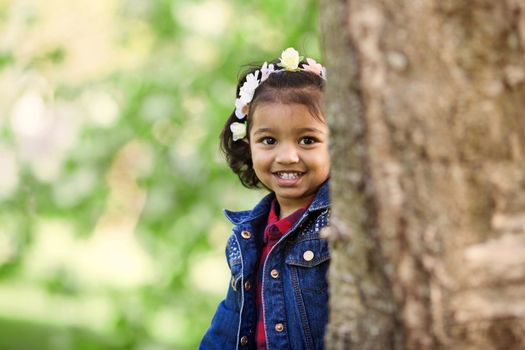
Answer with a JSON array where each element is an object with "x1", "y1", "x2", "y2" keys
[
  {"x1": 275, "y1": 195, "x2": 315, "y2": 219},
  {"x1": 279, "y1": 207, "x2": 295, "y2": 220}
]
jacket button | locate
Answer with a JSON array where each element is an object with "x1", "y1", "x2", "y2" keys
[
  {"x1": 244, "y1": 280, "x2": 252, "y2": 291},
  {"x1": 275, "y1": 323, "x2": 284, "y2": 332},
  {"x1": 270, "y1": 269, "x2": 279, "y2": 279},
  {"x1": 303, "y1": 250, "x2": 315, "y2": 261},
  {"x1": 240, "y1": 336, "x2": 248, "y2": 346},
  {"x1": 241, "y1": 230, "x2": 251, "y2": 239}
]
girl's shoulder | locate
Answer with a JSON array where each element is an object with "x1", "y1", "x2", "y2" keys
[{"x1": 223, "y1": 191, "x2": 275, "y2": 225}]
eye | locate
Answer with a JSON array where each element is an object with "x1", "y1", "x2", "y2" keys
[
  {"x1": 299, "y1": 137, "x2": 316, "y2": 145},
  {"x1": 260, "y1": 137, "x2": 277, "y2": 145}
]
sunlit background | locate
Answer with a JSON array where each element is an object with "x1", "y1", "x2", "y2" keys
[{"x1": 0, "y1": 0, "x2": 320, "y2": 348}]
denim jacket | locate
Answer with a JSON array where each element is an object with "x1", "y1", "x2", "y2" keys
[{"x1": 200, "y1": 181, "x2": 330, "y2": 350}]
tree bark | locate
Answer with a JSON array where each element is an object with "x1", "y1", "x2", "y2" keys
[{"x1": 320, "y1": 0, "x2": 525, "y2": 349}]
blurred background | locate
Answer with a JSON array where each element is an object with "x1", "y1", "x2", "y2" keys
[{"x1": 0, "y1": 0, "x2": 320, "y2": 349}]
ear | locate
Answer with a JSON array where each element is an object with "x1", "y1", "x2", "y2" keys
[{"x1": 242, "y1": 138, "x2": 250, "y2": 145}]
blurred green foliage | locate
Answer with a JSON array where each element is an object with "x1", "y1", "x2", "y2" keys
[{"x1": 0, "y1": 0, "x2": 320, "y2": 348}]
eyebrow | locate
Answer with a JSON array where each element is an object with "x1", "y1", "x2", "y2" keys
[{"x1": 253, "y1": 127, "x2": 326, "y2": 135}]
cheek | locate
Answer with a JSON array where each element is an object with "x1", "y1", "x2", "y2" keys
[
  {"x1": 320, "y1": 146, "x2": 330, "y2": 167},
  {"x1": 306, "y1": 148, "x2": 330, "y2": 166},
  {"x1": 249, "y1": 147, "x2": 269, "y2": 169},
  {"x1": 323, "y1": 150, "x2": 331, "y2": 168}
]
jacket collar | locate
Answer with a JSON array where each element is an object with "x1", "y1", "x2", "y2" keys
[{"x1": 223, "y1": 180, "x2": 330, "y2": 225}]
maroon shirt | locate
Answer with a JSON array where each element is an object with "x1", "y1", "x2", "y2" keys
[{"x1": 255, "y1": 199, "x2": 309, "y2": 350}]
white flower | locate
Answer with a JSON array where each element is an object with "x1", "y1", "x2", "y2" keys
[
  {"x1": 260, "y1": 62, "x2": 275, "y2": 82},
  {"x1": 230, "y1": 122, "x2": 247, "y2": 141},
  {"x1": 279, "y1": 47, "x2": 301, "y2": 71},
  {"x1": 239, "y1": 71, "x2": 260, "y2": 104}
]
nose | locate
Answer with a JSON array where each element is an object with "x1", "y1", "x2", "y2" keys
[{"x1": 275, "y1": 142, "x2": 299, "y2": 164}]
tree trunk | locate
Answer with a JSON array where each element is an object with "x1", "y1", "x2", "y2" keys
[{"x1": 319, "y1": 0, "x2": 525, "y2": 349}]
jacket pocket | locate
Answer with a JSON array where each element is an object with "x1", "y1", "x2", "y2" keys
[
  {"x1": 285, "y1": 238, "x2": 330, "y2": 292},
  {"x1": 285, "y1": 238, "x2": 330, "y2": 349}
]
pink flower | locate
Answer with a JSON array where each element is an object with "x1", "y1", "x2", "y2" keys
[
  {"x1": 302, "y1": 57, "x2": 324, "y2": 76},
  {"x1": 235, "y1": 98, "x2": 249, "y2": 119}
]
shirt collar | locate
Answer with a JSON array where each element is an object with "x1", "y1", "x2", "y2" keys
[
  {"x1": 224, "y1": 179, "x2": 330, "y2": 225},
  {"x1": 264, "y1": 199, "x2": 309, "y2": 242}
]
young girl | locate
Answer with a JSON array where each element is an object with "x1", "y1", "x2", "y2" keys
[{"x1": 200, "y1": 48, "x2": 330, "y2": 350}]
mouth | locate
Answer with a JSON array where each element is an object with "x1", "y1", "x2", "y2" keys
[{"x1": 272, "y1": 171, "x2": 305, "y2": 180}]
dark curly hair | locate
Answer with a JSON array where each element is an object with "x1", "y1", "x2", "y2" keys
[{"x1": 220, "y1": 58, "x2": 326, "y2": 188}]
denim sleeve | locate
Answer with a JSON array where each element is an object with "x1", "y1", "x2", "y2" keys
[
  {"x1": 199, "y1": 299, "x2": 239, "y2": 349},
  {"x1": 200, "y1": 233, "x2": 242, "y2": 349}
]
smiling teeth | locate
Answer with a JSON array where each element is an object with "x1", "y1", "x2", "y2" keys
[{"x1": 277, "y1": 172, "x2": 301, "y2": 180}]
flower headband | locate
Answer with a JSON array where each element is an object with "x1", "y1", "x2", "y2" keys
[{"x1": 230, "y1": 47, "x2": 327, "y2": 141}]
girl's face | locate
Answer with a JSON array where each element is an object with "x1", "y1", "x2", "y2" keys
[{"x1": 249, "y1": 102, "x2": 330, "y2": 214}]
